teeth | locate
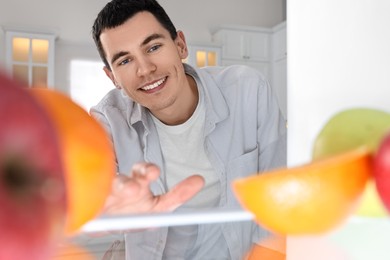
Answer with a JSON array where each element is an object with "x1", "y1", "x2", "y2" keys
[{"x1": 142, "y1": 78, "x2": 166, "y2": 91}]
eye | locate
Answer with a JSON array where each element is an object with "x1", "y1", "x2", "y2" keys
[
  {"x1": 148, "y1": 44, "x2": 161, "y2": 53},
  {"x1": 118, "y1": 58, "x2": 131, "y2": 66}
]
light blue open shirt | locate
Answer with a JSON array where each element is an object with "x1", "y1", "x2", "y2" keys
[{"x1": 90, "y1": 64, "x2": 287, "y2": 259}]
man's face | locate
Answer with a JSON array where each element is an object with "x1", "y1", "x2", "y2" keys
[{"x1": 100, "y1": 11, "x2": 189, "y2": 114}]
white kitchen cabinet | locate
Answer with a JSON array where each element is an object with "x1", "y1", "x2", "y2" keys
[
  {"x1": 212, "y1": 25, "x2": 271, "y2": 80},
  {"x1": 212, "y1": 23, "x2": 287, "y2": 119},
  {"x1": 213, "y1": 26, "x2": 270, "y2": 62}
]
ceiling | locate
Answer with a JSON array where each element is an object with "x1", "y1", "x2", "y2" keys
[{"x1": 0, "y1": 0, "x2": 285, "y2": 46}]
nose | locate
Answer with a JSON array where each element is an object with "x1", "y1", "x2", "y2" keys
[{"x1": 136, "y1": 56, "x2": 156, "y2": 77}]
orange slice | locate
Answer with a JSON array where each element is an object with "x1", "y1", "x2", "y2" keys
[{"x1": 232, "y1": 148, "x2": 372, "y2": 235}]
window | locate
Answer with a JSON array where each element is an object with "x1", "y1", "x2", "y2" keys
[
  {"x1": 5, "y1": 30, "x2": 55, "y2": 87},
  {"x1": 186, "y1": 44, "x2": 221, "y2": 68},
  {"x1": 195, "y1": 50, "x2": 218, "y2": 67},
  {"x1": 70, "y1": 59, "x2": 114, "y2": 112}
]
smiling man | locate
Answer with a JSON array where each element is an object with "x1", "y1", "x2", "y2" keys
[
  {"x1": 91, "y1": 0, "x2": 287, "y2": 259},
  {"x1": 100, "y1": 13, "x2": 198, "y2": 126}
]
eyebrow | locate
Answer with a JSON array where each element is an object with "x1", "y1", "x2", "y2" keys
[
  {"x1": 142, "y1": 33, "x2": 165, "y2": 46},
  {"x1": 110, "y1": 33, "x2": 166, "y2": 65},
  {"x1": 111, "y1": 51, "x2": 129, "y2": 65}
]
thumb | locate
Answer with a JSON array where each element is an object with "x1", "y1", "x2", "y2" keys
[{"x1": 155, "y1": 175, "x2": 205, "y2": 212}]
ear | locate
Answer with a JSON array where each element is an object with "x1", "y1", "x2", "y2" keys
[
  {"x1": 175, "y1": 30, "x2": 189, "y2": 59},
  {"x1": 103, "y1": 66, "x2": 121, "y2": 89}
]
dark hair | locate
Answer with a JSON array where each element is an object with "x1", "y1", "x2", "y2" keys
[{"x1": 92, "y1": 0, "x2": 178, "y2": 69}]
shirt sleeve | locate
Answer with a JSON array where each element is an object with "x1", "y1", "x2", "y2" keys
[
  {"x1": 90, "y1": 106, "x2": 119, "y2": 172},
  {"x1": 256, "y1": 72, "x2": 287, "y2": 172}
]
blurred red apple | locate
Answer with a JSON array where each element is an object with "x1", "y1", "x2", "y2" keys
[
  {"x1": 30, "y1": 88, "x2": 115, "y2": 235},
  {"x1": 0, "y1": 73, "x2": 67, "y2": 260},
  {"x1": 374, "y1": 131, "x2": 390, "y2": 213}
]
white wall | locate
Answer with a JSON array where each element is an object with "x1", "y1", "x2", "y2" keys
[
  {"x1": 55, "y1": 43, "x2": 104, "y2": 94},
  {"x1": 161, "y1": 0, "x2": 284, "y2": 44},
  {"x1": 0, "y1": 0, "x2": 284, "y2": 45}
]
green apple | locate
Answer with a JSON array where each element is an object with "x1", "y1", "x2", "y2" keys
[
  {"x1": 313, "y1": 108, "x2": 390, "y2": 159},
  {"x1": 312, "y1": 108, "x2": 390, "y2": 217}
]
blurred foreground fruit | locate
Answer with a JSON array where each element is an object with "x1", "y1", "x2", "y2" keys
[
  {"x1": 232, "y1": 148, "x2": 372, "y2": 235},
  {"x1": 0, "y1": 73, "x2": 67, "y2": 259},
  {"x1": 373, "y1": 131, "x2": 390, "y2": 212},
  {"x1": 246, "y1": 235, "x2": 286, "y2": 260},
  {"x1": 354, "y1": 180, "x2": 387, "y2": 217},
  {"x1": 313, "y1": 108, "x2": 390, "y2": 217},
  {"x1": 30, "y1": 88, "x2": 116, "y2": 234},
  {"x1": 312, "y1": 108, "x2": 390, "y2": 159},
  {"x1": 53, "y1": 243, "x2": 95, "y2": 260}
]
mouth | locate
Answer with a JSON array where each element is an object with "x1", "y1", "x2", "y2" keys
[{"x1": 140, "y1": 77, "x2": 167, "y2": 92}]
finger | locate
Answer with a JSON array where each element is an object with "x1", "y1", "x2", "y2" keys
[
  {"x1": 112, "y1": 163, "x2": 160, "y2": 197},
  {"x1": 103, "y1": 175, "x2": 138, "y2": 214},
  {"x1": 155, "y1": 175, "x2": 205, "y2": 211},
  {"x1": 103, "y1": 165, "x2": 162, "y2": 214},
  {"x1": 111, "y1": 174, "x2": 135, "y2": 196},
  {"x1": 131, "y1": 162, "x2": 160, "y2": 181}
]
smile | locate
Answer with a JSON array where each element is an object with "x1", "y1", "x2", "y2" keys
[{"x1": 141, "y1": 77, "x2": 167, "y2": 91}]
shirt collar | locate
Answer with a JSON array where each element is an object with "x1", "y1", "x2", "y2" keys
[{"x1": 184, "y1": 64, "x2": 229, "y2": 124}]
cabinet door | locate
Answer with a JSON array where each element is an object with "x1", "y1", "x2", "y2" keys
[
  {"x1": 219, "y1": 30, "x2": 246, "y2": 60},
  {"x1": 245, "y1": 32, "x2": 269, "y2": 62},
  {"x1": 215, "y1": 29, "x2": 270, "y2": 62}
]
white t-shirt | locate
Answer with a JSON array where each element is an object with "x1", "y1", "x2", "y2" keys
[
  {"x1": 151, "y1": 78, "x2": 229, "y2": 259},
  {"x1": 151, "y1": 86, "x2": 220, "y2": 208}
]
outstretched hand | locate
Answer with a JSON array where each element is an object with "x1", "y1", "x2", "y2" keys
[{"x1": 103, "y1": 162, "x2": 205, "y2": 215}]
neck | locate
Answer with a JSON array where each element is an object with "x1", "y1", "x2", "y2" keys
[{"x1": 155, "y1": 74, "x2": 198, "y2": 126}]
